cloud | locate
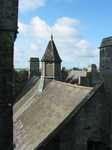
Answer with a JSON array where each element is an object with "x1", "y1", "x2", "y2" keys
[
  {"x1": 19, "y1": 0, "x2": 45, "y2": 12},
  {"x1": 18, "y1": 22, "x2": 28, "y2": 33},
  {"x1": 15, "y1": 16, "x2": 99, "y2": 68}
]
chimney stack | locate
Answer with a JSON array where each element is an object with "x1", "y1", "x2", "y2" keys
[{"x1": 30, "y1": 57, "x2": 40, "y2": 78}]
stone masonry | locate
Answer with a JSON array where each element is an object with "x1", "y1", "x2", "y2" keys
[{"x1": 0, "y1": 0, "x2": 18, "y2": 149}]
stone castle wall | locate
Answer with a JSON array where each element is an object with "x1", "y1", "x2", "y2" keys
[{"x1": 0, "y1": 0, "x2": 18, "y2": 149}]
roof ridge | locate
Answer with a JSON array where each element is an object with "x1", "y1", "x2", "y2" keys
[{"x1": 51, "y1": 80, "x2": 93, "y2": 90}]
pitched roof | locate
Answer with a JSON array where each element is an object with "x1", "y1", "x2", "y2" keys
[
  {"x1": 14, "y1": 77, "x2": 41, "y2": 114},
  {"x1": 14, "y1": 80, "x2": 93, "y2": 150},
  {"x1": 41, "y1": 35, "x2": 62, "y2": 63},
  {"x1": 15, "y1": 76, "x2": 39, "y2": 103}
]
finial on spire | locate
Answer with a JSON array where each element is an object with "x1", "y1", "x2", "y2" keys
[{"x1": 51, "y1": 34, "x2": 53, "y2": 41}]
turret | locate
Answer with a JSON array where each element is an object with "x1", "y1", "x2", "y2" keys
[{"x1": 41, "y1": 35, "x2": 62, "y2": 80}]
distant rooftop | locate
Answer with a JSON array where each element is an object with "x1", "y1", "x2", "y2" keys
[
  {"x1": 15, "y1": 68, "x2": 29, "y2": 71},
  {"x1": 67, "y1": 69, "x2": 87, "y2": 81}
]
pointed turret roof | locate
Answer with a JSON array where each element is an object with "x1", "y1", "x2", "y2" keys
[{"x1": 41, "y1": 35, "x2": 62, "y2": 63}]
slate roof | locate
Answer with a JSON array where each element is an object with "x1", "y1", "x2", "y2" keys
[
  {"x1": 41, "y1": 36, "x2": 62, "y2": 63},
  {"x1": 13, "y1": 80, "x2": 93, "y2": 150},
  {"x1": 14, "y1": 77, "x2": 41, "y2": 114},
  {"x1": 33, "y1": 77, "x2": 52, "y2": 93},
  {"x1": 15, "y1": 76, "x2": 39, "y2": 103}
]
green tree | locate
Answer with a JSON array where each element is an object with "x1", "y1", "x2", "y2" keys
[{"x1": 14, "y1": 69, "x2": 28, "y2": 99}]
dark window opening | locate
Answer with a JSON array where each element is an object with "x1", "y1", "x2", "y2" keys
[{"x1": 88, "y1": 141, "x2": 110, "y2": 150}]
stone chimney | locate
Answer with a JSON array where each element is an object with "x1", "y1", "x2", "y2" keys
[
  {"x1": 29, "y1": 57, "x2": 40, "y2": 78},
  {"x1": 0, "y1": 0, "x2": 18, "y2": 149}
]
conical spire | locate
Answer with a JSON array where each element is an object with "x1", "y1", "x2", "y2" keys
[
  {"x1": 51, "y1": 34, "x2": 53, "y2": 41},
  {"x1": 41, "y1": 36, "x2": 62, "y2": 63}
]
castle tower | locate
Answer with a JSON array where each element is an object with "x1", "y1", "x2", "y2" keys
[
  {"x1": 100, "y1": 37, "x2": 112, "y2": 148},
  {"x1": 100, "y1": 36, "x2": 112, "y2": 96},
  {"x1": 41, "y1": 35, "x2": 62, "y2": 80},
  {"x1": 30, "y1": 57, "x2": 40, "y2": 78},
  {"x1": 37, "y1": 35, "x2": 62, "y2": 92},
  {"x1": 0, "y1": 0, "x2": 18, "y2": 149}
]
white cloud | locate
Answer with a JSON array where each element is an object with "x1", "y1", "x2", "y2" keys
[
  {"x1": 15, "y1": 16, "x2": 99, "y2": 68},
  {"x1": 19, "y1": 0, "x2": 45, "y2": 12},
  {"x1": 18, "y1": 22, "x2": 28, "y2": 33},
  {"x1": 31, "y1": 16, "x2": 51, "y2": 39},
  {"x1": 55, "y1": 17, "x2": 79, "y2": 26}
]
